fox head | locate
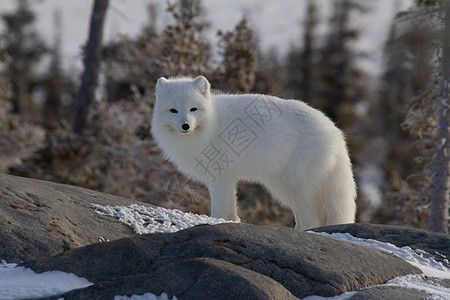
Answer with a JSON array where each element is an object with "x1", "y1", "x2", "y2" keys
[{"x1": 152, "y1": 76, "x2": 213, "y2": 136}]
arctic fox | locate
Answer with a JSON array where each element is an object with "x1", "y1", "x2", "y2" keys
[{"x1": 151, "y1": 76, "x2": 356, "y2": 230}]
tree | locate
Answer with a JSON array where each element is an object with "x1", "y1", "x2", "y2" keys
[
  {"x1": 286, "y1": 0, "x2": 319, "y2": 102},
  {"x1": 42, "y1": 8, "x2": 71, "y2": 128},
  {"x1": 0, "y1": 54, "x2": 12, "y2": 104},
  {"x1": 73, "y1": 0, "x2": 109, "y2": 134},
  {"x1": 214, "y1": 17, "x2": 258, "y2": 93},
  {"x1": 0, "y1": 0, "x2": 47, "y2": 114},
  {"x1": 254, "y1": 49, "x2": 285, "y2": 96},
  {"x1": 315, "y1": 0, "x2": 369, "y2": 130},
  {"x1": 102, "y1": 2, "x2": 163, "y2": 95},
  {"x1": 0, "y1": 52, "x2": 46, "y2": 173},
  {"x1": 372, "y1": 13, "x2": 432, "y2": 227},
  {"x1": 429, "y1": 0, "x2": 450, "y2": 233},
  {"x1": 401, "y1": 0, "x2": 450, "y2": 232},
  {"x1": 160, "y1": 0, "x2": 210, "y2": 77},
  {"x1": 378, "y1": 18, "x2": 417, "y2": 177},
  {"x1": 102, "y1": 0, "x2": 209, "y2": 95}
]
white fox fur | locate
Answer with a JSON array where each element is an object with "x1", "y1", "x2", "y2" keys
[{"x1": 151, "y1": 76, "x2": 356, "y2": 229}]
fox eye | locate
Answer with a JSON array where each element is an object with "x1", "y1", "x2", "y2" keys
[
  {"x1": 169, "y1": 108, "x2": 178, "y2": 113},
  {"x1": 190, "y1": 107, "x2": 198, "y2": 112}
]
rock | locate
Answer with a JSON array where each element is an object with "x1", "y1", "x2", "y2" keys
[
  {"x1": 3, "y1": 174, "x2": 445, "y2": 299},
  {"x1": 59, "y1": 257, "x2": 298, "y2": 300},
  {"x1": 312, "y1": 223, "x2": 450, "y2": 265},
  {"x1": 349, "y1": 286, "x2": 429, "y2": 300},
  {"x1": 25, "y1": 223, "x2": 422, "y2": 299},
  {"x1": 0, "y1": 173, "x2": 151, "y2": 263}
]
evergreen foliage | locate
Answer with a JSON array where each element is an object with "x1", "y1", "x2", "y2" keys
[
  {"x1": 0, "y1": 0, "x2": 47, "y2": 114},
  {"x1": 214, "y1": 17, "x2": 258, "y2": 93}
]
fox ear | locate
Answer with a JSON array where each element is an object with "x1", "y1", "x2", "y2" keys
[
  {"x1": 193, "y1": 76, "x2": 210, "y2": 97},
  {"x1": 156, "y1": 77, "x2": 169, "y2": 89}
]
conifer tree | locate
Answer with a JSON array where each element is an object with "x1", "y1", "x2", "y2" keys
[
  {"x1": 42, "y1": 9, "x2": 65, "y2": 127},
  {"x1": 370, "y1": 15, "x2": 431, "y2": 226},
  {"x1": 0, "y1": 52, "x2": 45, "y2": 173},
  {"x1": 0, "y1": 0, "x2": 47, "y2": 114},
  {"x1": 103, "y1": 0, "x2": 209, "y2": 92},
  {"x1": 215, "y1": 17, "x2": 258, "y2": 93},
  {"x1": 377, "y1": 18, "x2": 418, "y2": 187},
  {"x1": 429, "y1": 0, "x2": 450, "y2": 233},
  {"x1": 286, "y1": 0, "x2": 319, "y2": 102},
  {"x1": 316, "y1": 0, "x2": 367, "y2": 128},
  {"x1": 0, "y1": 54, "x2": 12, "y2": 103},
  {"x1": 298, "y1": 1, "x2": 318, "y2": 102},
  {"x1": 102, "y1": 2, "x2": 162, "y2": 93},
  {"x1": 161, "y1": 0, "x2": 210, "y2": 77},
  {"x1": 400, "y1": 0, "x2": 449, "y2": 232},
  {"x1": 254, "y1": 49, "x2": 285, "y2": 96}
]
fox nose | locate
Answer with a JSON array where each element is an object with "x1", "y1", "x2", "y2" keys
[{"x1": 182, "y1": 123, "x2": 190, "y2": 131}]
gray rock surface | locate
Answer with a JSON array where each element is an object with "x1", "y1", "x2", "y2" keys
[
  {"x1": 0, "y1": 173, "x2": 150, "y2": 263},
  {"x1": 25, "y1": 223, "x2": 422, "y2": 299},
  {"x1": 349, "y1": 286, "x2": 430, "y2": 300},
  {"x1": 57, "y1": 257, "x2": 299, "y2": 300}
]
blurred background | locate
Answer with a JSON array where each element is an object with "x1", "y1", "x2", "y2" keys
[{"x1": 0, "y1": 0, "x2": 448, "y2": 231}]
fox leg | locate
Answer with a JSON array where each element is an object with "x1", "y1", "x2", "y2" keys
[{"x1": 208, "y1": 179, "x2": 240, "y2": 222}]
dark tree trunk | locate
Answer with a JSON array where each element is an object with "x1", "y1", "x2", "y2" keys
[{"x1": 73, "y1": 0, "x2": 109, "y2": 134}]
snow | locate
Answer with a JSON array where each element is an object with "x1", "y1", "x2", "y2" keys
[
  {"x1": 310, "y1": 231, "x2": 450, "y2": 279},
  {"x1": 114, "y1": 292, "x2": 177, "y2": 300},
  {"x1": 1, "y1": 204, "x2": 449, "y2": 299},
  {"x1": 0, "y1": 260, "x2": 177, "y2": 300},
  {"x1": 386, "y1": 275, "x2": 450, "y2": 299},
  {"x1": 90, "y1": 203, "x2": 237, "y2": 234},
  {"x1": 0, "y1": 261, "x2": 92, "y2": 300},
  {"x1": 304, "y1": 291, "x2": 358, "y2": 300}
]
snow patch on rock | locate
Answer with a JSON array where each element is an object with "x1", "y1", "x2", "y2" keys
[{"x1": 90, "y1": 203, "x2": 237, "y2": 234}]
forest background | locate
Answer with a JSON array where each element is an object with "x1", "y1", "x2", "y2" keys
[{"x1": 0, "y1": 0, "x2": 448, "y2": 232}]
